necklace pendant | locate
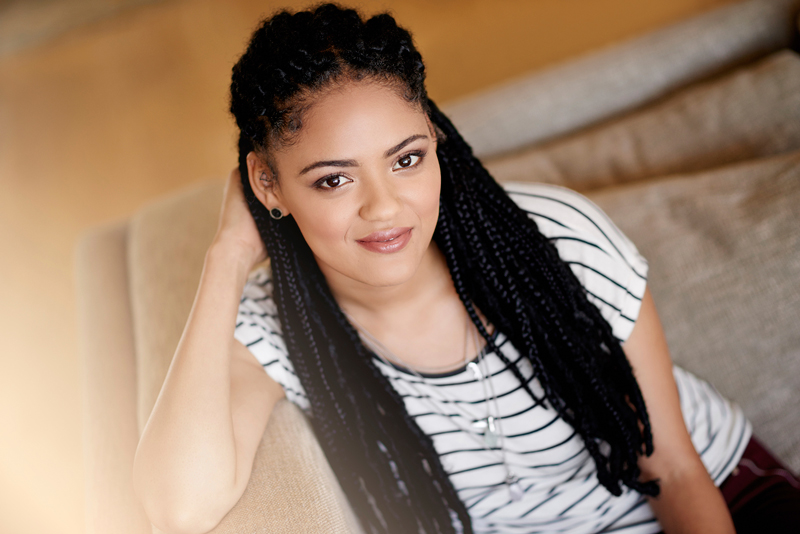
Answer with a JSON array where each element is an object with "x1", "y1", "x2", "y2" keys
[
  {"x1": 483, "y1": 416, "x2": 499, "y2": 448},
  {"x1": 467, "y1": 361, "x2": 482, "y2": 380},
  {"x1": 506, "y1": 476, "x2": 524, "y2": 502}
]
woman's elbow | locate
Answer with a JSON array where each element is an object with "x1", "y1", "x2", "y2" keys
[
  {"x1": 146, "y1": 503, "x2": 226, "y2": 534},
  {"x1": 134, "y1": 483, "x2": 232, "y2": 534},
  {"x1": 132, "y1": 453, "x2": 234, "y2": 534}
]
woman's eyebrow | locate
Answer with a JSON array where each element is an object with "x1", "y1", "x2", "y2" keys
[
  {"x1": 298, "y1": 134, "x2": 429, "y2": 176},
  {"x1": 384, "y1": 134, "x2": 428, "y2": 158},
  {"x1": 299, "y1": 158, "x2": 359, "y2": 176}
]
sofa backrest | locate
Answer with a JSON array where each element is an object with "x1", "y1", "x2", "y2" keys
[{"x1": 443, "y1": 0, "x2": 800, "y2": 159}]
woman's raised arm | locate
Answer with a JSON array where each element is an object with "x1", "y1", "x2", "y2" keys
[{"x1": 132, "y1": 169, "x2": 285, "y2": 534}]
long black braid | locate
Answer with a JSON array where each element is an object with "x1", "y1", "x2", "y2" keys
[{"x1": 230, "y1": 4, "x2": 657, "y2": 533}]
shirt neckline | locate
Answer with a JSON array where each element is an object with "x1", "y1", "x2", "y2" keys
[{"x1": 373, "y1": 329, "x2": 502, "y2": 379}]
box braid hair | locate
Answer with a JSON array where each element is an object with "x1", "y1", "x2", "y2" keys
[{"x1": 230, "y1": 4, "x2": 658, "y2": 533}]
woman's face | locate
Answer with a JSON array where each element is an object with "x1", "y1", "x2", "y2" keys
[{"x1": 253, "y1": 81, "x2": 441, "y2": 290}]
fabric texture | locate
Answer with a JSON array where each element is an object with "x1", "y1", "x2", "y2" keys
[
  {"x1": 485, "y1": 50, "x2": 800, "y2": 191},
  {"x1": 207, "y1": 400, "x2": 364, "y2": 534},
  {"x1": 443, "y1": 0, "x2": 800, "y2": 159},
  {"x1": 587, "y1": 149, "x2": 800, "y2": 473},
  {"x1": 234, "y1": 183, "x2": 751, "y2": 534}
]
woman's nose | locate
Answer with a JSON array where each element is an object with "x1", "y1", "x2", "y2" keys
[{"x1": 359, "y1": 174, "x2": 403, "y2": 222}]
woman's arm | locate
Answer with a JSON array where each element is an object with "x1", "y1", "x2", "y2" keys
[
  {"x1": 622, "y1": 287, "x2": 735, "y2": 534},
  {"x1": 132, "y1": 170, "x2": 285, "y2": 534}
]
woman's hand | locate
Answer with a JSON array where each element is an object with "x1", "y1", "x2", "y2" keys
[{"x1": 212, "y1": 167, "x2": 266, "y2": 268}]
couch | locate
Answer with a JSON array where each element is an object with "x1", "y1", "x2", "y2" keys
[{"x1": 75, "y1": 1, "x2": 800, "y2": 532}]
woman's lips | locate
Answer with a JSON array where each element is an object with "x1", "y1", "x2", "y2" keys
[{"x1": 356, "y1": 227, "x2": 412, "y2": 254}]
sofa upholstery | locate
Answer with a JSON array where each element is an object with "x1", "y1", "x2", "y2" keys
[
  {"x1": 590, "y1": 150, "x2": 800, "y2": 470},
  {"x1": 76, "y1": 1, "x2": 800, "y2": 532}
]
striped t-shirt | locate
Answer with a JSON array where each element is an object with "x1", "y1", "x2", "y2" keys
[{"x1": 234, "y1": 182, "x2": 751, "y2": 534}]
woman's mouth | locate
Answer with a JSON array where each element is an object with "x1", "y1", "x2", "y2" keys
[{"x1": 356, "y1": 227, "x2": 412, "y2": 254}]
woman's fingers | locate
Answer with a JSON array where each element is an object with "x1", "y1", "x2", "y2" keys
[
  {"x1": 223, "y1": 167, "x2": 247, "y2": 214},
  {"x1": 213, "y1": 167, "x2": 267, "y2": 266}
]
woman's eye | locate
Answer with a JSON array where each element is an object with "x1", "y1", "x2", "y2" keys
[
  {"x1": 317, "y1": 175, "x2": 351, "y2": 189},
  {"x1": 393, "y1": 153, "x2": 421, "y2": 170}
]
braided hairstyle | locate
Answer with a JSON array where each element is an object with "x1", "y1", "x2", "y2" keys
[{"x1": 230, "y1": 4, "x2": 658, "y2": 533}]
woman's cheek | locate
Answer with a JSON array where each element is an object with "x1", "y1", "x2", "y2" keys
[{"x1": 295, "y1": 201, "x2": 347, "y2": 254}]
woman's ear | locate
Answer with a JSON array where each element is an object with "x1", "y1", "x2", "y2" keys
[{"x1": 246, "y1": 151, "x2": 290, "y2": 216}]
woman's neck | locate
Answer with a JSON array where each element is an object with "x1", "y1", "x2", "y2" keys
[{"x1": 322, "y1": 240, "x2": 491, "y2": 370}]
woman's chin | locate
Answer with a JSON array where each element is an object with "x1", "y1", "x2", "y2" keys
[{"x1": 353, "y1": 262, "x2": 420, "y2": 289}]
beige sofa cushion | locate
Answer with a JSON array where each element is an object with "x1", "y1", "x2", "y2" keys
[
  {"x1": 586, "y1": 149, "x2": 800, "y2": 471},
  {"x1": 487, "y1": 50, "x2": 800, "y2": 191}
]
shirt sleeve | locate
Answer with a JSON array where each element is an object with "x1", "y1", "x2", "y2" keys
[
  {"x1": 504, "y1": 182, "x2": 649, "y2": 343},
  {"x1": 234, "y1": 265, "x2": 311, "y2": 412}
]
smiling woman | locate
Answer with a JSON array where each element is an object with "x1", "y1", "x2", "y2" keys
[{"x1": 130, "y1": 4, "x2": 799, "y2": 534}]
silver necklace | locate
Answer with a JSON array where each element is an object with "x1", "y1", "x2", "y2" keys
[{"x1": 344, "y1": 309, "x2": 524, "y2": 502}]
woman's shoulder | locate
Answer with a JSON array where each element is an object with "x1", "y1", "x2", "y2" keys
[
  {"x1": 239, "y1": 262, "x2": 277, "y2": 308},
  {"x1": 236, "y1": 264, "x2": 286, "y2": 351},
  {"x1": 503, "y1": 183, "x2": 644, "y2": 261},
  {"x1": 503, "y1": 182, "x2": 649, "y2": 343},
  {"x1": 503, "y1": 182, "x2": 647, "y2": 275},
  {"x1": 242, "y1": 260, "x2": 272, "y2": 302}
]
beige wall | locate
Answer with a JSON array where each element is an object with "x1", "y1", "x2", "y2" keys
[{"x1": 0, "y1": 0, "x2": 736, "y2": 532}]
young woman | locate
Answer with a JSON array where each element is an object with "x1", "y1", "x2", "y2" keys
[{"x1": 132, "y1": 4, "x2": 799, "y2": 534}]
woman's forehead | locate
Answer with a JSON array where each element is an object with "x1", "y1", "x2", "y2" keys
[{"x1": 274, "y1": 81, "x2": 430, "y2": 162}]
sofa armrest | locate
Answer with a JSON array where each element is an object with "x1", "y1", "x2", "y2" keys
[{"x1": 76, "y1": 222, "x2": 152, "y2": 534}]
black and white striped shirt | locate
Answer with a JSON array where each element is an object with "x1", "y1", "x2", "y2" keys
[{"x1": 235, "y1": 182, "x2": 750, "y2": 534}]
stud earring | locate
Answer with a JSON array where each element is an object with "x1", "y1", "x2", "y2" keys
[{"x1": 269, "y1": 207, "x2": 284, "y2": 220}]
